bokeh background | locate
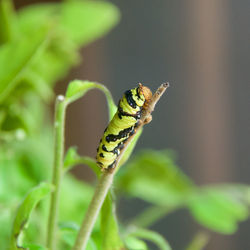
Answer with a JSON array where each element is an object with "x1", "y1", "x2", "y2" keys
[{"x1": 15, "y1": 1, "x2": 250, "y2": 249}]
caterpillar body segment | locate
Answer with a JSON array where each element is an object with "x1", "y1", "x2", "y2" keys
[{"x1": 96, "y1": 84, "x2": 152, "y2": 170}]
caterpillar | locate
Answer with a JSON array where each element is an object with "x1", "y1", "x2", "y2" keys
[{"x1": 96, "y1": 83, "x2": 152, "y2": 170}]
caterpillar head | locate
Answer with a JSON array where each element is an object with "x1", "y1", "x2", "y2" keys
[{"x1": 138, "y1": 83, "x2": 152, "y2": 107}]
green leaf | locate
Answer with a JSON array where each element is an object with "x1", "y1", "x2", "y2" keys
[
  {"x1": 63, "y1": 146, "x2": 79, "y2": 169},
  {"x1": 59, "y1": 221, "x2": 98, "y2": 250},
  {"x1": 29, "y1": 32, "x2": 79, "y2": 86},
  {"x1": 65, "y1": 80, "x2": 117, "y2": 120},
  {"x1": 100, "y1": 192, "x2": 124, "y2": 250},
  {"x1": 0, "y1": 25, "x2": 49, "y2": 104},
  {"x1": 18, "y1": 1, "x2": 120, "y2": 47},
  {"x1": 64, "y1": 146, "x2": 100, "y2": 176},
  {"x1": 127, "y1": 228, "x2": 171, "y2": 250},
  {"x1": 17, "y1": 3, "x2": 59, "y2": 34},
  {"x1": 17, "y1": 1, "x2": 120, "y2": 86},
  {"x1": 60, "y1": 1, "x2": 120, "y2": 46},
  {"x1": 1, "y1": 97, "x2": 45, "y2": 135},
  {"x1": 22, "y1": 69, "x2": 54, "y2": 102},
  {"x1": 59, "y1": 221, "x2": 79, "y2": 248},
  {"x1": 124, "y1": 235, "x2": 148, "y2": 250},
  {"x1": 86, "y1": 238, "x2": 98, "y2": 250},
  {"x1": 116, "y1": 149, "x2": 194, "y2": 206},
  {"x1": 18, "y1": 2, "x2": 79, "y2": 86},
  {"x1": 10, "y1": 182, "x2": 53, "y2": 250},
  {"x1": 59, "y1": 174, "x2": 94, "y2": 223},
  {"x1": 188, "y1": 186, "x2": 249, "y2": 234},
  {"x1": 0, "y1": 117, "x2": 52, "y2": 249},
  {"x1": 59, "y1": 221, "x2": 80, "y2": 232}
]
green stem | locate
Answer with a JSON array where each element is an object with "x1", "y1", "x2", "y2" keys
[
  {"x1": 47, "y1": 95, "x2": 66, "y2": 250},
  {"x1": 186, "y1": 231, "x2": 210, "y2": 250},
  {"x1": 130, "y1": 205, "x2": 174, "y2": 228},
  {"x1": 128, "y1": 227, "x2": 171, "y2": 250},
  {"x1": 73, "y1": 171, "x2": 115, "y2": 250},
  {"x1": 0, "y1": 0, "x2": 15, "y2": 44}
]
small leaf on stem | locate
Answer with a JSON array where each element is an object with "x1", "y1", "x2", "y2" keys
[
  {"x1": 101, "y1": 193, "x2": 124, "y2": 250},
  {"x1": 10, "y1": 182, "x2": 53, "y2": 250},
  {"x1": 64, "y1": 146, "x2": 100, "y2": 176},
  {"x1": 65, "y1": 80, "x2": 117, "y2": 120}
]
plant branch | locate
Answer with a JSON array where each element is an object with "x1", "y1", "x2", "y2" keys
[
  {"x1": 72, "y1": 83, "x2": 169, "y2": 250},
  {"x1": 186, "y1": 231, "x2": 210, "y2": 250},
  {"x1": 73, "y1": 171, "x2": 114, "y2": 250},
  {"x1": 47, "y1": 95, "x2": 66, "y2": 250},
  {"x1": 127, "y1": 227, "x2": 171, "y2": 250}
]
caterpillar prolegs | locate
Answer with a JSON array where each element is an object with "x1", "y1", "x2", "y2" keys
[{"x1": 96, "y1": 84, "x2": 152, "y2": 170}]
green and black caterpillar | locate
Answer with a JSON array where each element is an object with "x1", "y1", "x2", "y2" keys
[{"x1": 96, "y1": 83, "x2": 152, "y2": 170}]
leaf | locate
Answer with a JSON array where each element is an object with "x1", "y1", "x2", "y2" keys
[
  {"x1": 59, "y1": 221, "x2": 79, "y2": 248},
  {"x1": 10, "y1": 182, "x2": 53, "y2": 250},
  {"x1": 188, "y1": 185, "x2": 249, "y2": 234},
  {"x1": 86, "y1": 239, "x2": 98, "y2": 250},
  {"x1": 17, "y1": 1, "x2": 120, "y2": 86},
  {"x1": 59, "y1": 221, "x2": 97, "y2": 250},
  {"x1": 60, "y1": 1, "x2": 120, "y2": 46},
  {"x1": 22, "y1": 69, "x2": 54, "y2": 102},
  {"x1": 29, "y1": 33, "x2": 79, "y2": 86},
  {"x1": 18, "y1": 1, "x2": 120, "y2": 47},
  {"x1": 65, "y1": 80, "x2": 117, "y2": 120},
  {"x1": 124, "y1": 235, "x2": 148, "y2": 250},
  {"x1": 59, "y1": 174, "x2": 94, "y2": 223},
  {"x1": 59, "y1": 221, "x2": 80, "y2": 232},
  {"x1": 0, "y1": 25, "x2": 49, "y2": 104},
  {"x1": 1, "y1": 97, "x2": 45, "y2": 135},
  {"x1": 116, "y1": 149, "x2": 194, "y2": 206},
  {"x1": 100, "y1": 192, "x2": 124, "y2": 250},
  {"x1": 17, "y1": 3, "x2": 59, "y2": 35},
  {"x1": 64, "y1": 146, "x2": 100, "y2": 176},
  {"x1": 127, "y1": 228, "x2": 171, "y2": 250}
]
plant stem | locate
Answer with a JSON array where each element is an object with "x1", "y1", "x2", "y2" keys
[
  {"x1": 0, "y1": 0, "x2": 15, "y2": 44},
  {"x1": 73, "y1": 83, "x2": 169, "y2": 249},
  {"x1": 130, "y1": 205, "x2": 174, "y2": 228},
  {"x1": 73, "y1": 171, "x2": 114, "y2": 250},
  {"x1": 127, "y1": 227, "x2": 171, "y2": 250},
  {"x1": 186, "y1": 231, "x2": 210, "y2": 250},
  {"x1": 47, "y1": 95, "x2": 66, "y2": 250}
]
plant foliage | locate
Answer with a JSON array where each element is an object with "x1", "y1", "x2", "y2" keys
[{"x1": 0, "y1": 1, "x2": 249, "y2": 250}]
